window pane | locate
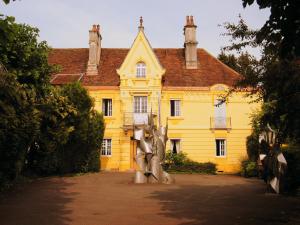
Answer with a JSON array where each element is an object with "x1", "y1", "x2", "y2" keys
[
  {"x1": 134, "y1": 96, "x2": 147, "y2": 113},
  {"x1": 170, "y1": 100, "x2": 175, "y2": 116},
  {"x1": 170, "y1": 139, "x2": 180, "y2": 154},
  {"x1": 216, "y1": 140, "x2": 220, "y2": 156},
  {"x1": 170, "y1": 100, "x2": 180, "y2": 116},
  {"x1": 136, "y1": 63, "x2": 146, "y2": 78},
  {"x1": 175, "y1": 100, "x2": 180, "y2": 116},
  {"x1": 102, "y1": 99, "x2": 112, "y2": 116},
  {"x1": 101, "y1": 139, "x2": 112, "y2": 156},
  {"x1": 216, "y1": 139, "x2": 226, "y2": 156},
  {"x1": 101, "y1": 140, "x2": 107, "y2": 155},
  {"x1": 107, "y1": 139, "x2": 112, "y2": 155}
]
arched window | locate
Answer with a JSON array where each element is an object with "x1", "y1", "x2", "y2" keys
[{"x1": 136, "y1": 62, "x2": 146, "y2": 78}]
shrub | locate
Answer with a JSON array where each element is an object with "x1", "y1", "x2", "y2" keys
[
  {"x1": 282, "y1": 144, "x2": 300, "y2": 193},
  {"x1": 246, "y1": 134, "x2": 259, "y2": 161},
  {"x1": 164, "y1": 151, "x2": 217, "y2": 174},
  {"x1": 165, "y1": 151, "x2": 188, "y2": 166},
  {"x1": 241, "y1": 160, "x2": 258, "y2": 177},
  {"x1": 27, "y1": 83, "x2": 105, "y2": 175}
]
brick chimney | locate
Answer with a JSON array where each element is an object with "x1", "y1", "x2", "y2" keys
[
  {"x1": 87, "y1": 24, "x2": 101, "y2": 75},
  {"x1": 184, "y1": 16, "x2": 198, "y2": 69}
]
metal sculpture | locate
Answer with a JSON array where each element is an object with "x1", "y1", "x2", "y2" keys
[
  {"x1": 258, "y1": 125, "x2": 287, "y2": 194},
  {"x1": 133, "y1": 112, "x2": 174, "y2": 184}
]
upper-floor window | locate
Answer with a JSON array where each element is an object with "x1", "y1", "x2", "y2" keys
[
  {"x1": 214, "y1": 99, "x2": 226, "y2": 128},
  {"x1": 134, "y1": 96, "x2": 147, "y2": 113},
  {"x1": 170, "y1": 100, "x2": 180, "y2": 117},
  {"x1": 136, "y1": 62, "x2": 146, "y2": 78},
  {"x1": 102, "y1": 99, "x2": 112, "y2": 116}
]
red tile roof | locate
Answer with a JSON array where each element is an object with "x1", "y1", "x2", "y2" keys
[
  {"x1": 51, "y1": 74, "x2": 83, "y2": 85},
  {"x1": 48, "y1": 48, "x2": 240, "y2": 87}
]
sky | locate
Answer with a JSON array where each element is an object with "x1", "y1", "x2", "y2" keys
[{"x1": 1, "y1": 0, "x2": 270, "y2": 57}]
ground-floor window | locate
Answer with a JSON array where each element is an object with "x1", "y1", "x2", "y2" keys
[
  {"x1": 216, "y1": 139, "x2": 226, "y2": 157},
  {"x1": 101, "y1": 139, "x2": 112, "y2": 156},
  {"x1": 170, "y1": 139, "x2": 181, "y2": 154}
]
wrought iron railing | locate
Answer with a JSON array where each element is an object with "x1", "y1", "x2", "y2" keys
[
  {"x1": 123, "y1": 111, "x2": 157, "y2": 127},
  {"x1": 210, "y1": 117, "x2": 231, "y2": 130}
]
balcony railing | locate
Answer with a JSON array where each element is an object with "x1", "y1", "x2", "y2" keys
[
  {"x1": 210, "y1": 117, "x2": 231, "y2": 130},
  {"x1": 123, "y1": 111, "x2": 157, "y2": 127}
]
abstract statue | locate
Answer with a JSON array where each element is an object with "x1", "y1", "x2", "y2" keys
[
  {"x1": 258, "y1": 125, "x2": 287, "y2": 194},
  {"x1": 133, "y1": 112, "x2": 174, "y2": 184}
]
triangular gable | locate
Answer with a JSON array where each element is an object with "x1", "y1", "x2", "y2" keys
[{"x1": 117, "y1": 30, "x2": 165, "y2": 78}]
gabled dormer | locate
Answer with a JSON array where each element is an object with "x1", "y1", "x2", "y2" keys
[{"x1": 117, "y1": 17, "x2": 165, "y2": 89}]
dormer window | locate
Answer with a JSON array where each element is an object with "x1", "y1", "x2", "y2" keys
[{"x1": 136, "y1": 62, "x2": 146, "y2": 78}]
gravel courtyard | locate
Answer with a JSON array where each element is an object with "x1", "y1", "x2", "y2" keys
[{"x1": 0, "y1": 172, "x2": 299, "y2": 225}]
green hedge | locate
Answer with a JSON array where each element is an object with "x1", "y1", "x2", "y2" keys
[
  {"x1": 240, "y1": 160, "x2": 258, "y2": 177},
  {"x1": 164, "y1": 151, "x2": 217, "y2": 174}
]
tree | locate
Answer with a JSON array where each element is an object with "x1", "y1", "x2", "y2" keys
[
  {"x1": 242, "y1": 0, "x2": 300, "y2": 59},
  {"x1": 219, "y1": 15, "x2": 300, "y2": 144},
  {"x1": 0, "y1": 68, "x2": 39, "y2": 187},
  {"x1": 0, "y1": 15, "x2": 56, "y2": 96},
  {"x1": 2, "y1": 0, "x2": 15, "y2": 4},
  {"x1": 0, "y1": 10, "x2": 105, "y2": 188},
  {"x1": 220, "y1": 4, "x2": 300, "y2": 190},
  {"x1": 26, "y1": 87, "x2": 76, "y2": 175},
  {"x1": 59, "y1": 83, "x2": 104, "y2": 173}
]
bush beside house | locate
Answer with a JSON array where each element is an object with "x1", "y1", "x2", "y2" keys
[{"x1": 164, "y1": 151, "x2": 217, "y2": 174}]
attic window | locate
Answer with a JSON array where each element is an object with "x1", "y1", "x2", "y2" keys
[{"x1": 136, "y1": 62, "x2": 146, "y2": 78}]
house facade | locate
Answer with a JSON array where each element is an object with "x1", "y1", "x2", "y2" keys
[{"x1": 49, "y1": 16, "x2": 259, "y2": 173}]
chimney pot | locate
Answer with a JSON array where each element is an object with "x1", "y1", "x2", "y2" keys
[
  {"x1": 190, "y1": 16, "x2": 194, "y2": 25},
  {"x1": 186, "y1": 16, "x2": 189, "y2": 26}
]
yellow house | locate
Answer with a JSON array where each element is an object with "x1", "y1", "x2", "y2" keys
[{"x1": 49, "y1": 16, "x2": 259, "y2": 173}]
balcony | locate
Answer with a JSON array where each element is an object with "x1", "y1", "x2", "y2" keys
[
  {"x1": 123, "y1": 112, "x2": 157, "y2": 128},
  {"x1": 210, "y1": 117, "x2": 231, "y2": 131}
]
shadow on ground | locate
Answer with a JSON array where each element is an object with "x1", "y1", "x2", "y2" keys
[
  {"x1": 0, "y1": 177, "x2": 77, "y2": 225},
  {"x1": 148, "y1": 180, "x2": 300, "y2": 225}
]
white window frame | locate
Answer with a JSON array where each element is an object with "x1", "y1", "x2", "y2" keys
[
  {"x1": 170, "y1": 139, "x2": 181, "y2": 154},
  {"x1": 215, "y1": 139, "x2": 226, "y2": 157},
  {"x1": 101, "y1": 139, "x2": 112, "y2": 156},
  {"x1": 102, "y1": 99, "x2": 112, "y2": 117},
  {"x1": 136, "y1": 62, "x2": 146, "y2": 78},
  {"x1": 134, "y1": 96, "x2": 147, "y2": 113},
  {"x1": 170, "y1": 100, "x2": 181, "y2": 117}
]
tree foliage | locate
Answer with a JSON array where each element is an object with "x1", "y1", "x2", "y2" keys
[
  {"x1": 0, "y1": 15, "x2": 56, "y2": 95},
  {"x1": 219, "y1": 14, "x2": 300, "y2": 144},
  {"x1": 0, "y1": 70, "x2": 39, "y2": 187},
  {"x1": 27, "y1": 83, "x2": 105, "y2": 175},
  {"x1": 219, "y1": 1, "x2": 300, "y2": 190},
  {"x1": 0, "y1": 11, "x2": 104, "y2": 189},
  {"x1": 242, "y1": 0, "x2": 300, "y2": 59}
]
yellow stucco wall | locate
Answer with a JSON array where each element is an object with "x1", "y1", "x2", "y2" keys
[{"x1": 85, "y1": 29, "x2": 260, "y2": 173}]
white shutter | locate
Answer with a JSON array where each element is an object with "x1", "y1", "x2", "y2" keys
[{"x1": 214, "y1": 99, "x2": 226, "y2": 128}]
